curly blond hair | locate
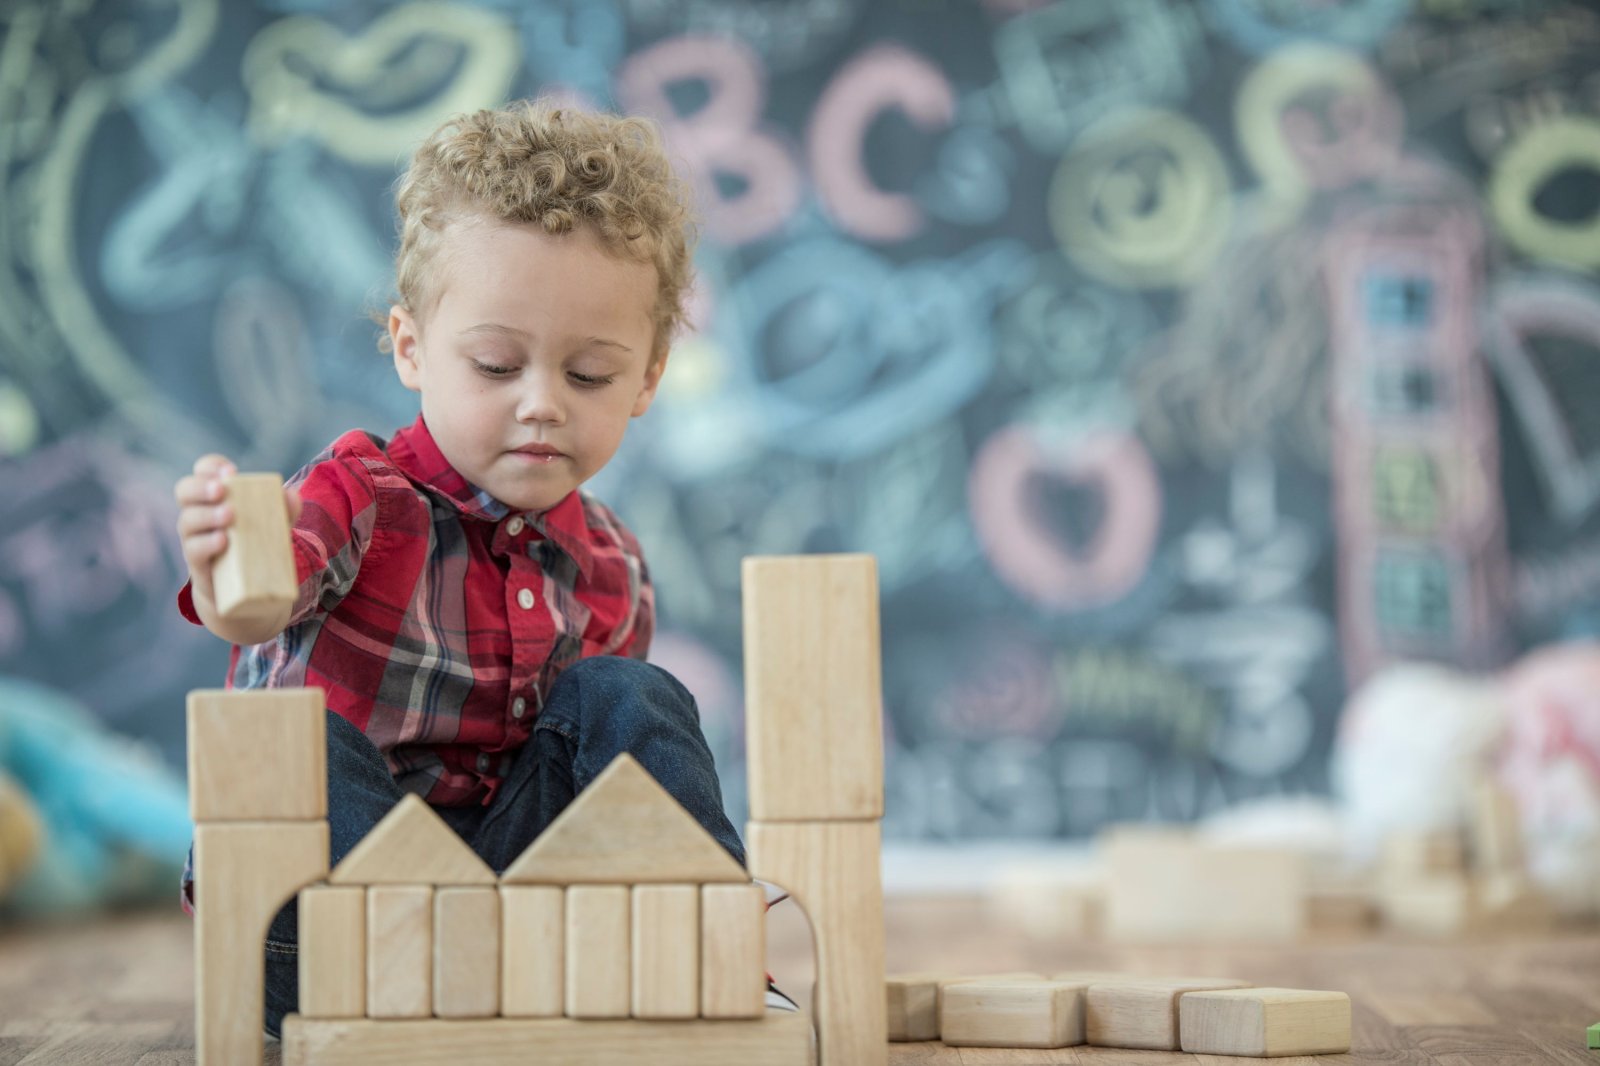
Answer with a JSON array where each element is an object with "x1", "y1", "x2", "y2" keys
[{"x1": 386, "y1": 98, "x2": 698, "y2": 368}]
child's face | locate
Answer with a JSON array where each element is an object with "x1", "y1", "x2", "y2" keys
[{"x1": 389, "y1": 216, "x2": 665, "y2": 513}]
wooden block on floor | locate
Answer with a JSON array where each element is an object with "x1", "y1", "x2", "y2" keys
[
  {"x1": 748, "y1": 819, "x2": 885, "y2": 1062},
  {"x1": 1102, "y1": 827, "x2": 1307, "y2": 942},
  {"x1": 212, "y1": 472, "x2": 298, "y2": 622},
  {"x1": 194, "y1": 820, "x2": 329, "y2": 1066},
  {"x1": 1470, "y1": 779, "x2": 1524, "y2": 872},
  {"x1": 1085, "y1": 977, "x2": 1253, "y2": 1050},
  {"x1": 280, "y1": 1011, "x2": 814, "y2": 1065},
  {"x1": 1381, "y1": 828, "x2": 1465, "y2": 876},
  {"x1": 434, "y1": 887, "x2": 499, "y2": 1018},
  {"x1": 1179, "y1": 987, "x2": 1352, "y2": 1056},
  {"x1": 887, "y1": 975, "x2": 940, "y2": 1042},
  {"x1": 501, "y1": 754, "x2": 746, "y2": 884},
  {"x1": 330, "y1": 795, "x2": 496, "y2": 886},
  {"x1": 632, "y1": 885, "x2": 699, "y2": 1019},
  {"x1": 938, "y1": 974, "x2": 1043, "y2": 1014},
  {"x1": 500, "y1": 886, "x2": 563, "y2": 1017},
  {"x1": 186, "y1": 688, "x2": 326, "y2": 821},
  {"x1": 566, "y1": 885, "x2": 630, "y2": 1019},
  {"x1": 1380, "y1": 873, "x2": 1476, "y2": 935},
  {"x1": 299, "y1": 886, "x2": 364, "y2": 1019},
  {"x1": 701, "y1": 882, "x2": 766, "y2": 1019},
  {"x1": 368, "y1": 886, "x2": 432, "y2": 1018},
  {"x1": 940, "y1": 979, "x2": 1086, "y2": 1049},
  {"x1": 742, "y1": 554, "x2": 884, "y2": 820}
]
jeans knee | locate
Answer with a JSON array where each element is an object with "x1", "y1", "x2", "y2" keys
[{"x1": 553, "y1": 656, "x2": 698, "y2": 728}]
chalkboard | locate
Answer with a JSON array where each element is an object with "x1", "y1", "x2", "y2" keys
[{"x1": 2, "y1": 0, "x2": 1598, "y2": 842}]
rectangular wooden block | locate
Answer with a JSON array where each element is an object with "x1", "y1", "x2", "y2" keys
[
  {"x1": 887, "y1": 975, "x2": 940, "y2": 1042},
  {"x1": 1470, "y1": 778, "x2": 1524, "y2": 872},
  {"x1": 299, "y1": 886, "x2": 365, "y2": 1019},
  {"x1": 742, "y1": 554, "x2": 884, "y2": 820},
  {"x1": 940, "y1": 980, "x2": 1086, "y2": 1049},
  {"x1": 1086, "y1": 977, "x2": 1254, "y2": 1050},
  {"x1": 1179, "y1": 987, "x2": 1352, "y2": 1057},
  {"x1": 631, "y1": 885, "x2": 699, "y2": 1019},
  {"x1": 212, "y1": 472, "x2": 298, "y2": 622},
  {"x1": 565, "y1": 886, "x2": 629, "y2": 1019},
  {"x1": 368, "y1": 886, "x2": 432, "y2": 1019},
  {"x1": 1380, "y1": 874, "x2": 1475, "y2": 935},
  {"x1": 701, "y1": 882, "x2": 766, "y2": 1019},
  {"x1": 1102, "y1": 827, "x2": 1306, "y2": 942},
  {"x1": 187, "y1": 688, "x2": 326, "y2": 822},
  {"x1": 434, "y1": 887, "x2": 499, "y2": 1018},
  {"x1": 280, "y1": 1012, "x2": 813, "y2": 1066},
  {"x1": 501, "y1": 886, "x2": 564, "y2": 1017},
  {"x1": 1381, "y1": 828, "x2": 1466, "y2": 876}
]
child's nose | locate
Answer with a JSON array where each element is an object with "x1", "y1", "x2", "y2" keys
[{"x1": 514, "y1": 372, "x2": 565, "y2": 425}]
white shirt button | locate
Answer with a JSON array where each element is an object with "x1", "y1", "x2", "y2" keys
[
  {"x1": 507, "y1": 516, "x2": 525, "y2": 536},
  {"x1": 517, "y1": 588, "x2": 535, "y2": 610},
  {"x1": 511, "y1": 697, "x2": 527, "y2": 719},
  {"x1": 476, "y1": 753, "x2": 490, "y2": 773}
]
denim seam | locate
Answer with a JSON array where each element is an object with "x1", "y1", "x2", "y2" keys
[{"x1": 265, "y1": 939, "x2": 299, "y2": 957}]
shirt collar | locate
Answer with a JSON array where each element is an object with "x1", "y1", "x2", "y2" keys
[{"x1": 387, "y1": 414, "x2": 597, "y2": 582}]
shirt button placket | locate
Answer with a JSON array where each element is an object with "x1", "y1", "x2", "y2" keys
[{"x1": 517, "y1": 587, "x2": 535, "y2": 610}]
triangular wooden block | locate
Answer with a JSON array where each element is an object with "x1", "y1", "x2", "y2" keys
[
  {"x1": 328, "y1": 794, "x2": 495, "y2": 885},
  {"x1": 501, "y1": 754, "x2": 746, "y2": 884}
]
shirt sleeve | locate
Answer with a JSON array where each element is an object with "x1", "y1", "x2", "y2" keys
[
  {"x1": 177, "y1": 443, "x2": 380, "y2": 629},
  {"x1": 617, "y1": 548, "x2": 654, "y2": 662}
]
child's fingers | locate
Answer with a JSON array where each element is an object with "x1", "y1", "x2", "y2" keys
[
  {"x1": 181, "y1": 529, "x2": 228, "y2": 567},
  {"x1": 177, "y1": 502, "x2": 233, "y2": 538},
  {"x1": 173, "y1": 473, "x2": 227, "y2": 506},
  {"x1": 285, "y1": 485, "x2": 303, "y2": 524},
  {"x1": 191, "y1": 454, "x2": 237, "y2": 480}
]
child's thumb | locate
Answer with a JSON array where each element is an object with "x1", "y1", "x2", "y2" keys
[{"x1": 285, "y1": 485, "x2": 303, "y2": 524}]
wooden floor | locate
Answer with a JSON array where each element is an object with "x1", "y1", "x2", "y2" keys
[{"x1": 0, "y1": 897, "x2": 1595, "y2": 1064}]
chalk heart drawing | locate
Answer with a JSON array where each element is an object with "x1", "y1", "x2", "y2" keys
[
  {"x1": 971, "y1": 426, "x2": 1162, "y2": 612},
  {"x1": 241, "y1": 2, "x2": 518, "y2": 164}
]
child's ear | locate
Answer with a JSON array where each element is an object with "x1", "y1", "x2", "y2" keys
[
  {"x1": 390, "y1": 305, "x2": 423, "y2": 393},
  {"x1": 631, "y1": 349, "x2": 669, "y2": 418}
]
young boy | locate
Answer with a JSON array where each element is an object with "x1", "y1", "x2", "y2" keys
[{"x1": 172, "y1": 100, "x2": 783, "y2": 1035}]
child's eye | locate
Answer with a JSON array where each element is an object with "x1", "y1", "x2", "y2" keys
[
  {"x1": 570, "y1": 372, "x2": 616, "y2": 388},
  {"x1": 471, "y1": 360, "x2": 516, "y2": 377}
]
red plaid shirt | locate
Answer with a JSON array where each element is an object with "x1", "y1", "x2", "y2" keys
[{"x1": 178, "y1": 413, "x2": 655, "y2": 808}]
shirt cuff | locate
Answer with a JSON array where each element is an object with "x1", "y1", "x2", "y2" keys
[{"x1": 177, "y1": 581, "x2": 203, "y2": 626}]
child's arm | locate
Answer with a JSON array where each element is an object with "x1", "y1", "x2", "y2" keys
[{"x1": 174, "y1": 454, "x2": 303, "y2": 646}]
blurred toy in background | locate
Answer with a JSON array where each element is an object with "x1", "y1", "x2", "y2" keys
[{"x1": 0, "y1": 675, "x2": 192, "y2": 919}]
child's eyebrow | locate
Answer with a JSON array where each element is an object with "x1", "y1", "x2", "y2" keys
[{"x1": 458, "y1": 323, "x2": 632, "y2": 354}]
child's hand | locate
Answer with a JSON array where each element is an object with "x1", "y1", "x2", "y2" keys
[{"x1": 174, "y1": 455, "x2": 302, "y2": 615}]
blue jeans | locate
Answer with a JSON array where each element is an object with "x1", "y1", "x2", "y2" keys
[{"x1": 258, "y1": 655, "x2": 744, "y2": 1036}]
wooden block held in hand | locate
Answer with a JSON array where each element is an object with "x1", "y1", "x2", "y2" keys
[
  {"x1": 1086, "y1": 977, "x2": 1254, "y2": 1050},
  {"x1": 742, "y1": 555, "x2": 884, "y2": 820},
  {"x1": 632, "y1": 885, "x2": 699, "y2": 1019},
  {"x1": 299, "y1": 886, "x2": 364, "y2": 1018},
  {"x1": 701, "y1": 882, "x2": 766, "y2": 1018},
  {"x1": 940, "y1": 980, "x2": 1086, "y2": 1049},
  {"x1": 1179, "y1": 987, "x2": 1351, "y2": 1056},
  {"x1": 566, "y1": 885, "x2": 630, "y2": 1019},
  {"x1": 367, "y1": 886, "x2": 432, "y2": 1018},
  {"x1": 887, "y1": 975, "x2": 940, "y2": 1042},
  {"x1": 501, "y1": 886, "x2": 564, "y2": 1017},
  {"x1": 187, "y1": 688, "x2": 326, "y2": 822},
  {"x1": 212, "y1": 473, "x2": 297, "y2": 622},
  {"x1": 434, "y1": 887, "x2": 499, "y2": 1018}
]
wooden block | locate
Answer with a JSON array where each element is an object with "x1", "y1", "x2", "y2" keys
[
  {"x1": 940, "y1": 980, "x2": 1086, "y2": 1049},
  {"x1": 434, "y1": 887, "x2": 499, "y2": 1018},
  {"x1": 212, "y1": 472, "x2": 298, "y2": 622},
  {"x1": 631, "y1": 885, "x2": 699, "y2": 1019},
  {"x1": 1085, "y1": 977, "x2": 1254, "y2": 1050},
  {"x1": 194, "y1": 820, "x2": 328, "y2": 1066},
  {"x1": 937, "y1": 974, "x2": 1044, "y2": 1015},
  {"x1": 742, "y1": 555, "x2": 884, "y2": 820},
  {"x1": 330, "y1": 795, "x2": 495, "y2": 886},
  {"x1": 501, "y1": 886, "x2": 564, "y2": 1017},
  {"x1": 565, "y1": 885, "x2": 630, "y2": 1019},
  {"x1": 280, "y1": 1011, "x2": 813, "y2": 1065},
  {"x1": 1178, "y1": 987, "x2": 1351, "y2": 1056},
  {"x1": 887, "y1": 975, "x2": 939, "y2": 1041},
  {"x1": 985, "y1": 865, "x2": 1104, "y2": 939},
  {"x1": 299, "y1": 886, "x2": 365, "y2": 1019},
  {"x1": 1588, "y1": 1021, "x2": 1600, "y2": 1049},
  {"x1": 701, "y1": 882, "x2": 765, "y2": 1018},
  {"x1": 1380, "y1": 873, "x2": 1476, "y2": 935},
  {"x1": 1470, "y1": 778, "x2": 1524, "y2": 872},
  {"x1": 1381, "y1": 828, "x2": 1465, "y2": 877},
  {"x1": 501, "y1": 754, "x2": 745, "y2": 884},
  {"x1": 1102, "y1": 827, "x2": 1307, "y2": 942},
  {"x1": 186, "y1": 688, "x2": 326, "y2": 822},
  {"x1": 368, "y1": 886, "x2": 432, "y2": 1018},
  {"x1": 748, "y1": 819, "x2": 885, "y2": 1065}
]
